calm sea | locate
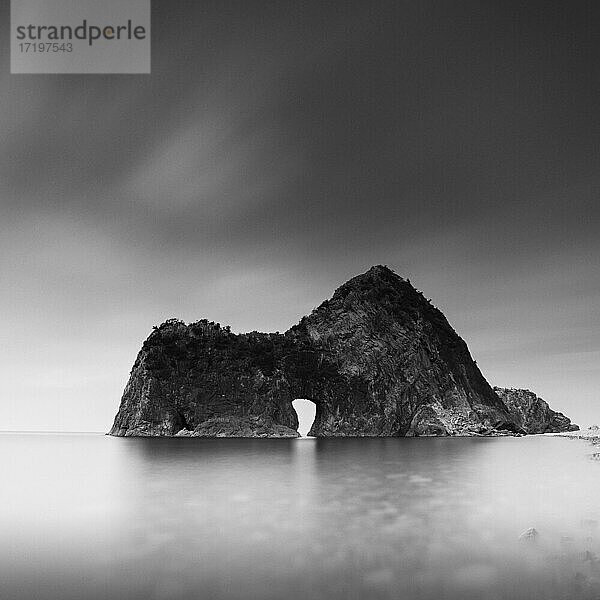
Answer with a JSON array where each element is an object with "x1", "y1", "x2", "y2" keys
[{"x1": 2, "y1": 433, "x2": 599, "y2": 599}]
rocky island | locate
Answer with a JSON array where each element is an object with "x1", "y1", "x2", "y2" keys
[{"x1": 109, "y1": 266, "x2": 578, "y2": 437}]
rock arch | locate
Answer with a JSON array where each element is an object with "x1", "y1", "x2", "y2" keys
[{"x1": 109, "y1": 266, "x2": 532, "y2": 438}]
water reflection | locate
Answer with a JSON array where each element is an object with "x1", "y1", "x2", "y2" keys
[{"x1": 1, "y1": 434, "x2": 599, "y2": 599}]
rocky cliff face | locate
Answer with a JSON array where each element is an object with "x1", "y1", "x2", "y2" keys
[
  {"x1": 109, "y1": 266, "x2": 570, "y2": 437},
  {"x1": 109, "y1": 321, "x2": 302, "y2": 438},
  {"x1": 296, "y1": 267, "x2": 516, "y2": 436},
  {"x1": 494, "y1": 387, "x2": 579, "y2": 434}
]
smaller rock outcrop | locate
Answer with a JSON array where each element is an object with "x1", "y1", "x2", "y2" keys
[
  {"x1": 519, "y1": 527, "x2": 539, "y2": 542},
  {"x1": 494, "y1": 388, "x2": 579, "y2": 434}
]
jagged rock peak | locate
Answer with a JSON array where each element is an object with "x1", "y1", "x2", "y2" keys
[
  {"x1": 319, "y1": 265, "x2": 414, "y2": 306},
  {"x1": 341, "y1": 264, "x2": 407, "y2": 286}
]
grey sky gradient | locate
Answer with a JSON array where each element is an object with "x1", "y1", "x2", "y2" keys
[{"x1": 1, "y1": 0, "x2": 599, "y2": 431}]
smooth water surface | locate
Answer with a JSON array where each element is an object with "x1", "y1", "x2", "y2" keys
[{"x1": 2, "y1": 434, "x2": 600, "y2": 600}]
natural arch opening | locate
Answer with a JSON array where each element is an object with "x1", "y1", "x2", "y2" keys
[{"x1": 292, "y1": 399, "x2": 316, "y2": 437}]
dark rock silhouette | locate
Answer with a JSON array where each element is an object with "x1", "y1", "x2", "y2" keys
[
  {"x1": 109, "y1": 266, "x2": 573, "y2": 437},
  {"x1": 494, "y1": 387, "x2": 579, "y2": 433}
]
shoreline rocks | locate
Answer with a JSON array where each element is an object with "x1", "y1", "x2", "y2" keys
[
  {"x1": 553, "y1": 428, "x2": 600, "y2": 460},
  {"x1": 174, "y1": 416, "x2": 299, "y2": 438}
]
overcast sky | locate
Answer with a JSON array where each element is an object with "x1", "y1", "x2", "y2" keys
[{"x1": 1, "y1": 0, "x2": 599, "y2": 431}]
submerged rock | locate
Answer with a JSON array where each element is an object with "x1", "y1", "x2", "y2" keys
[
  {"x1": 519, "y1": 527, "x2": 539, "y2": 541},
  {"x1": 108, "y1": 266, "x2": 573, "y2": 438},
  {"x1": 494, "y1": 387, "x2": 579, "y2": 434}
]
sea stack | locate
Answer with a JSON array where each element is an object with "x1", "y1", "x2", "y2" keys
[{"x1": 109, "y1": 266, "x2": 575, "y2": 437}]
